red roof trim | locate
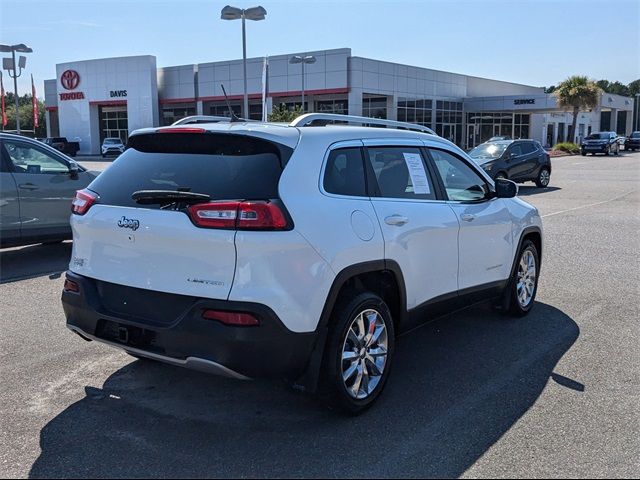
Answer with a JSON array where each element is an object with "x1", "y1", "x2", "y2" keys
[{"x1": 89, "y1": 100, "x2": 127, "y2": 106}]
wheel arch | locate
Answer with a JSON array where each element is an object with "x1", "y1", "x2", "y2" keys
[{"x1": 295, "y1": 260, "x2": 407, "y2": 393}]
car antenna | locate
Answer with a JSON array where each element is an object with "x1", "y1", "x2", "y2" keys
[{"x1": 220, "y1": 84, "x2": 241, "y2": 122}]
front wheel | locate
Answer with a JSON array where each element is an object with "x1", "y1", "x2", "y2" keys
[
  {"x1": 504, "y1": 239, "x2": 539, "y2": 317},
  {"x1": 321, "y1": 292, "x2": 395, "y2": 414},
  {"x1": 535, "y1": 167, "x2": 550, "y2": 188}
]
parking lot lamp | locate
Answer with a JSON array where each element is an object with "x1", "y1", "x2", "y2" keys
[
  {"x1": 221, "y1": 5, "x2": 266, "y2": 119},
  {"x1": 1, "y1": 43, "x2": 33, "y2": 134},
  {"x1": 289, "y1": 55, "x2": 316, "y2": 113}
]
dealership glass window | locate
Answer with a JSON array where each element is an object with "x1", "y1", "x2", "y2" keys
[
  {"x1": 514, "y1": 113, "x2": 530, "y2": 139},
  {"x1": 100, "y1": 106, "x2": 128, "y2": 144},
  {"x1": 362, "y1": 95, "x2": 388, "y2": 119},
  {"x1": 435, "y1": 100, "x2": 463, "y2": 146},
  {"x1": 161, "y1": 104, "x2": 196, "y2": 126},
  {"x1": 397, "y1": 98, "x2": 432, "y2": 126},
  {"x1": 208, "y1": 102, "x2": 241, "y2": 118},
  {"x1": 316, "y1": 98, "x2": 348, "y2": 115}
]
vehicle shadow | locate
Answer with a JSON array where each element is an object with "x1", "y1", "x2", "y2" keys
[
  {"x1": 0, "y1": 242, "x2": 71, "y2": 284},
  {"x1": 29, "y1": 301, "x2": 579, "y2": 478},
  {"x1": 518, "y1": 185, "x2": 562, "y2": 197}
]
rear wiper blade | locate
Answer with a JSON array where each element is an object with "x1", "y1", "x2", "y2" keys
[{"x1": 132, "y1": 190, "x2": 210, "y2": 205}]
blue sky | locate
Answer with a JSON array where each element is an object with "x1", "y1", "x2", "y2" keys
[{"x1": 2, "y1": 0, "x2": 639, "y2": 96}]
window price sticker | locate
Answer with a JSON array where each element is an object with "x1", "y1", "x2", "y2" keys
[{"x1": 403, "y1": 152, "x2": 431, "y2": 194}]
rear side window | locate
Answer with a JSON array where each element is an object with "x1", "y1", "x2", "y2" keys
[
  {"x1": 521, "y1": 142, "x2": 536, "y2": 154},
  {"x1": 323, "y1": 148, "x2": 366, "y2": 196},
  {"x1": 88, "y1": 133, "x2": 292, "y2": 209},
  {"x1": 365, "y1": 146, "x2": 436, "y2": 200}
]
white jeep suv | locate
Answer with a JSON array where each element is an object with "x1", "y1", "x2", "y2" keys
[{"x1": 63, "y1": 114, "x2": 542, "y2": 413}]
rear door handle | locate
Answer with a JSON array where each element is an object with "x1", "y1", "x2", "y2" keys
[
  {"x1": 385, "y1": 215, "x2": 409, "y2": 226},
  {"x1": 461, "y1": 213, "x2": 475, "y2": 222},
  {"x1": 18, "y1": 183, "x2": 39, "y2": 191}
]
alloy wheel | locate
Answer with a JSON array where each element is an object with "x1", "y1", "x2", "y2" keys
[
  {"x1": 516, "y1": 249, "x2": 536, "y2": 307},
  {"x1": 539, "y1": 169, "x2": 550, "y2": 187},
  {"x1": 341, "y1": 309, "x2": 388, "y2": 400}
]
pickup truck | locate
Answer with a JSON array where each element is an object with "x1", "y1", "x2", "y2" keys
[{"x1": 43, "y1": 137, "x2": 80, "y2": 157}]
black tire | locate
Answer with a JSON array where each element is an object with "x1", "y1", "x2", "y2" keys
[
  {"x1": 535, "y1": 167, "x2": 550, "y2": 188},
  {"x1": 581, "y1": 151, "x2": 586, "y2": 156},
  {"x1": 614, "y1": 146, "x2": 620, "y2": 156},
  {"x1": 503, "y1": 239, "x2": 539, "y2": 317},
  {"x1": 320, "y1": 292, "x2": 395, "y2": 414},
  {"x1": 605, "y1": 146, "x2": 610, "y2": 156}
]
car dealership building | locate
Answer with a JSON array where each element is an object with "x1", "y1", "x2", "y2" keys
[{"x1": 44, "y1": 48, "x2": 636, "y2": 155}]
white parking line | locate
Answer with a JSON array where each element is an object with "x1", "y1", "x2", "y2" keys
[{"x1": 541, "y1": 189, "x2": 637, "y2": 218}]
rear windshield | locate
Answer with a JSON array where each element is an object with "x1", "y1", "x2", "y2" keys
[{"x1": 88, "y1": 133, "x2": 292, "y2": 209}]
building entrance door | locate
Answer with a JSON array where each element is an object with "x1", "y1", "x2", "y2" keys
[
  {"x1": 546, "y1": 124, "x2": 554, "y2": 147},
  {"x1": 99, "y1": 105, "x2": 129, "y2": 144},
  {"x1": 467, "y1": 124, "x2": 476, "y2": 149},
  {"x1": 443, "y1": 124, "x2": 457, "y2": 144}
]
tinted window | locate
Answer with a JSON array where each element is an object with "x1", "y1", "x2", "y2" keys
[
  {"x1": 520, "y1": 142, "x2": 536, "y2": 154},
  {"x1": 88, "y1": 133, "x2": 291, "y2": 209},
  {"x1": 509, "y1": 144, "x2": 524, "y2": 156},
  {"x1": 469, "y1": 143, "x2": 508, "y2": 161},
  {"x1": 3, "y1": 141, "x2": 69, "y2": 174},
  {"x1": 365, "y1": 146, "x2": 436, "y2": 200},
  {"x1": 323, "y1": 148, "x2": 366, "y2": 197},
  {"x1": 429, "y1": 148, "x2": 490, "y2": 202}
]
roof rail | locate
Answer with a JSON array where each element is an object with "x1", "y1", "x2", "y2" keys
[
  {"x1": 171, "y1": 115, "x2": 231, "y2": 126},
  {"x1": 289, "y1": 113, "x2": 436, "y2": 135}
]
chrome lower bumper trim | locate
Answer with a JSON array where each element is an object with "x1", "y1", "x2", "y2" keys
[{"x1": 67, "y1": 325, "x2": 251, "y2": 381}]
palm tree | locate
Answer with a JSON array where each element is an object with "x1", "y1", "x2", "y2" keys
[{"x1": 554, "y1": 76, "x2": 601, "y2": 143}]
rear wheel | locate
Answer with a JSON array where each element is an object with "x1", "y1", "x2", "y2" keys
[
  {"x1": 535, "y1": 167, "x2": 550, "y2": 188},
  {"x1": 321, "y1": 292, "x2": 395, "y2": 414}
]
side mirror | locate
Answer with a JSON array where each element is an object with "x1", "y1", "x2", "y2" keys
[
  {"x1": 68, "y1": 161, "x2": 80, "y2": 179},
  {"x1": 495, "y1": 178, "x2": 518, "y2": 198}
]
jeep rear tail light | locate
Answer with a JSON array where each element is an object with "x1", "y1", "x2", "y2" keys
[
  {"x1": 188, "y1": 201, "x2": 287, "y2": 230},
  {"x1": 72, "y1": 189, "x2": 97, "y2": 215},
  {"x1": 202, "y1": 309, "x2": 260, "y2": 327}
]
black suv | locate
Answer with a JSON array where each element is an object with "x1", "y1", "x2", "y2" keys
[
  {"x1": 581, "y1": 131, "x2": 620, "y2": 156},
  {"x1": 624, "y1": 131, "x2": 640, "y2": 151},
  {"x1": 468, "y1": 140, "x2": 552, "y2": 188}
]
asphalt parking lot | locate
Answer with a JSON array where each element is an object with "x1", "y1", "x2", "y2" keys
[{"x1": 1, "y1": 151, "x2": 639, "y2": 478}]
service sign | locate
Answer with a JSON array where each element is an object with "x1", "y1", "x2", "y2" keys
[{"x1": 514, "y1": 98, "x2": 535, "y2": 105}]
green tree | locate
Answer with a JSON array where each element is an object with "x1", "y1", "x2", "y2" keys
[
  {"x1": 268, "y1": 103, "x2": 303, "y2": 123},
  {"x1": 628, "y1": 79, "x2": 640, "y2": 96},
  {"x1": 554, "y1": 76, "x2": 600, "y2": 143},
  {"x1": 2, "y1": 92, "x2": 46, "y2": 137}
]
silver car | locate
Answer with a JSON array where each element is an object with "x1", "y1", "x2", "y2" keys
[{"x1": 0, "y1": 133, "x2": 98, "y2": 248}]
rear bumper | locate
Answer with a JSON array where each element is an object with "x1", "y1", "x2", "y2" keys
[{"x1": 62, "y1": 271, "x2": 318, "y2": 380}]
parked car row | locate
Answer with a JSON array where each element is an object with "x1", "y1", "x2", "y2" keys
[
  {"x1": 580, "y1": 131, "x2": 621, "y2": 156},
  {"x1": 468, "y1": 139, "x2": 552, "y2": 188},
  {"x1": 0, "y1": 133, "x2": 97, "y2": 248}
]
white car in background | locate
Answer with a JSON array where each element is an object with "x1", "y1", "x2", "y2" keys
[{"x1": 101, "y1": 137, "x2": 125, "y2": 157}]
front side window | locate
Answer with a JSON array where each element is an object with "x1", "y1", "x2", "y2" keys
[
  {"x1": 4, "y1": 141, "x2": 69, "y2": 174},
  {"x1": 429, "y1": 148, "x2": 490, "y2": 202},
  {"x1": 323, "y1": 148, "x2": 366, "y2": 197},
  {"x1": 365, "y1": 147, "x2": 436, "y2": 200}
]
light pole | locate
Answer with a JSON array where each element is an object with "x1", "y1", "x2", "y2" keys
[
  {"x1": 221, "y1": 5, "x2": 266, "y2": 119},
  {"x1": 1, "y1": 43, "x2": 33, "y2": 134},
  {"x1": 289, "y1": 55, "x2": 316, "y2": 113}
]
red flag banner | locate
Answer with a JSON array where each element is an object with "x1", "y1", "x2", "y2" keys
[
  {"x1": 32, "y1": 74, "x2": 39, "y2": 129},
  {"x1": 1, "y1": 72, "x2": 7, "y2": 128}
]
